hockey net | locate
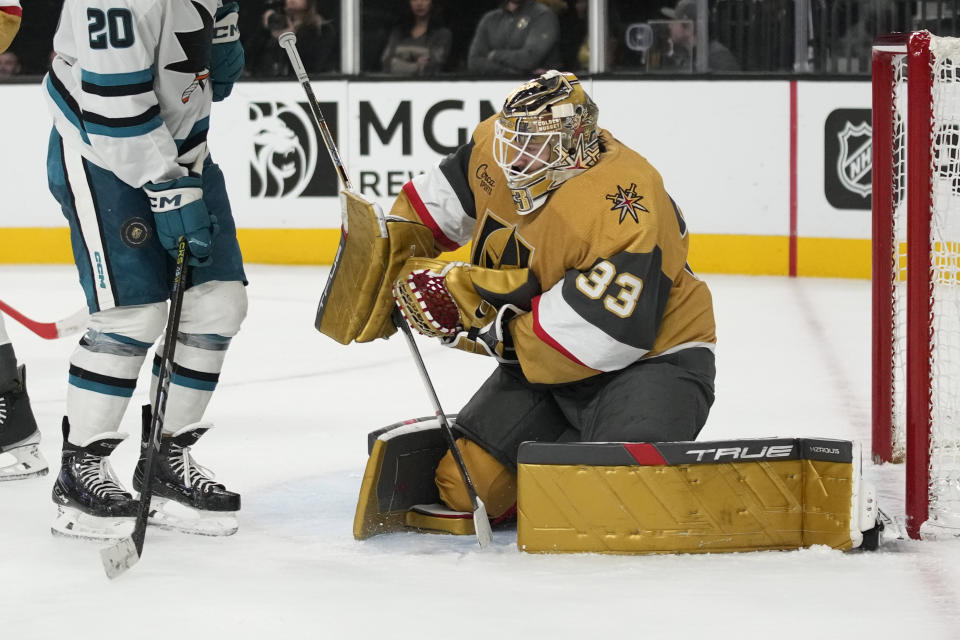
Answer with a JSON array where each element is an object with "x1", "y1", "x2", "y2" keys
[{"x1": 872, "y1": 31, "x2": 960, "y2": 539}]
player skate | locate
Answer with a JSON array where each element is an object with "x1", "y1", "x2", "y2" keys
[
  {"x1": 133, "y1": 407, "x2": 240, "y2": 537},
  {"x1": 0, "y1": 365, "x2": 48, "y2": 481},
  {"x1": 51, "y1": 418, "x2": 138, "y2": 540}
]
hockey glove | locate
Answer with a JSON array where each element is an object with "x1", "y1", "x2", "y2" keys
[
  {"x1": 211, "y1": 2, "x2": 244, "y2": 102},
  {"x1": 443, "y1": 304, "x2": 521, "y2": 364},
  {"x1": 144, "y1": 175, "x2": 219, "y2": 267},
  {"x1": 391, "y1": 258, "x2": 539, "y2": 338}
]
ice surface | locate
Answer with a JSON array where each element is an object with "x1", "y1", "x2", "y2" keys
[{"x1": 2, "y1": 265, "x2": 959, "y2": 639}]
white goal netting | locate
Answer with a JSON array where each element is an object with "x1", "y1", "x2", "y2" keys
[
  {"x1": 927, "y1": 36, "x2": 960, "y2": 532},
  {"x1": 888, "y1": 35, "x2": 960, "y2": 534}
]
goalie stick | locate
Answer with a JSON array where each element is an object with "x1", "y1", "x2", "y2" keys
[
  {"x1": 0, "y1": 300, "x2": 88, "y2": 340},
  {"x1": 278, "y1": 33, "x2": 492, "y2": 548},
  {"x1": 100, "y1": 237, "x2": 190, "y2": 579}
]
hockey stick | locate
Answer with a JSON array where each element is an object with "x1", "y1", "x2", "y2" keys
[
  {"x1": 100, "y1": 237, "x2": 190, "y2": 578},
  {"x1": 0, "y1": 300, "x2": 88, "y2": 340},
  {"x1": 391, "y1": 308, "x2": 492, "y2": 547},
  {"x1": 279, "y1": 33, "x2": 492, "y2": 548}
]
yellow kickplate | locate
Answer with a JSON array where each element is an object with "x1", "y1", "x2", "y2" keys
[{"x1": 517, "y1": 459, "x2": 853, "y2": 554}]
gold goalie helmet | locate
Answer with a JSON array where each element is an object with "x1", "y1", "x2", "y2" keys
[{"x1": 493, "y1": 70, "x2": 601, "y2": 215}]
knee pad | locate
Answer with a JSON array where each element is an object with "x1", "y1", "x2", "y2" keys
[
  {"x1": 180, "y1": 280, "x2": 247, "y2": 337},
  {"x1": 85, "y1": 302, "x2": 167, "y2": 347},
  {"x1": 436, "y1": 438, "x2": 516, "y2": 518}
]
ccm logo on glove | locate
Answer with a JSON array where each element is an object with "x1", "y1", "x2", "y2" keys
[{"x1": 147, "y1": 187, "x2": 201, "y2": 212}]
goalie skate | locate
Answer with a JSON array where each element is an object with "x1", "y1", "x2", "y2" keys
[
  {"x1": 133, "y1": 408, "x2": 240, "y2": 537},
  {"x1": 0, "y1": 430, "x2": 48, "y2": 481}
]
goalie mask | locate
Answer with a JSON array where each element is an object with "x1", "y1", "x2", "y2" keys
[{"x1": 493, "y1": 70, "x2": 600, "y2": 215}]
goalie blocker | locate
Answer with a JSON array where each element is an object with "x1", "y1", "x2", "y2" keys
[
  {"x1": 354, "y1": 421, "x2": 882, "y2": 553},
  {"x1": 315, "y1": 191, "x2": 434, "y2": 344}
]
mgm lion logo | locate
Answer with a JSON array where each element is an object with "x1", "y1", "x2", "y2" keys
[
  {"x1": 249, "y1": 101, "x2": 338, "y2": 198},
  {"x1": 471, "y1": 210, "x2": 533, "y2": 269}
]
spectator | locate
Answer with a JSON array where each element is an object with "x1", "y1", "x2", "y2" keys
[
  {"x1": 249, "y1": 0, "x2": 339, "y2": 76},
  {"x1": 661, "y1": 0, "x2": 740, "y2": 72},
  {"x1": 381, "y1": 0, "x2": 452, "y2": 75},
  {"x1": 467, "y1": 0, "x2": 561, "y2": 76},
  {"x1": 0, "y1": 49, "x2": 20, "y2": 78}
]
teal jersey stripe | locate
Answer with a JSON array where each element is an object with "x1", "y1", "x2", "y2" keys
[
  {"x1": 84, "y1": 116, "x2": 163, "y2": 138},
  {"x1": 46, "y1": 76, "x2": 91, "y2": 144},
  {"x1": 186, "y1": 116, "x2": 210, "y2": 139},
  {"x1": 81, "y1": 67, "x2": 154, "y2": 86},
  {"x1": 69, "y1": 374, "x2": 136, "y2": 398}
]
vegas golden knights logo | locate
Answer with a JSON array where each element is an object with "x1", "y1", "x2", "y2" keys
[{"x1": 471, "y1": 211, "x2": 533, "y2": 269}]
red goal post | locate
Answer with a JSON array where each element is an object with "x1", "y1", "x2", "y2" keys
[{"x1": 872, "y1": 31, "x2": 960, "y2": 540}]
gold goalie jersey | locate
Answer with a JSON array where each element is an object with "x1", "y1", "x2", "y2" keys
[{"x1": 389, "y1": 116, "x2": 716, "y2": 385}]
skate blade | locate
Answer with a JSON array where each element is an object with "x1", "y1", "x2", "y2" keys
[
  {"x1": 146, "y1": 497, "x2": 238, "y2": 537},
  {"x1": 0, "y1": 444, "x2": 49, "y2": 482},
  {"x1": 51, "y1": 505, "x2": 135, "y2": 541}
]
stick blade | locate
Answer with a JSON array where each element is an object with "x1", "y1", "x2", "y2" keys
[
  {"x1": 101, "y1": 536, "x2": 140, "y2": 579},
  {"x1": 55, "y1": 307, "x2": 91, "y2": 339},
  {"x1": 472, "y1": 498, "x2": 493, "y2": 549}
]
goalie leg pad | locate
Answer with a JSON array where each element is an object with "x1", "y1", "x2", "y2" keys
[
  {"x1": 353, "y1": 417, "x2": 451, "y2": 539},
  {"x1": 516, "y1": 438, "x2": 879, "y2": 554}
]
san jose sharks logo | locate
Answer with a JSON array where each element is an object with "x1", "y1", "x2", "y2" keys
[
  {"x1": 165, "y1": 1, "x2": 213, "y2": 104},
  {"x1": 605, "y1": 183, "x2": 648, "y2": 224}
]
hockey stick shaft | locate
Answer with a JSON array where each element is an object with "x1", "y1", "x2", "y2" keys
[
  {"x1": 278, "y1": 32, "x2": 352, "y2": 192},
  {"x1": 0, "y1": 300, "x2": 88, "y2": 340},
  {"x1": 391, "y1": 308, "x2": 492, "y2": 548},
  {"x1": 281, "y1": 34, "x2": 490, "y2": 547},
  {"x1": 100, "y1": 237, "x2": 190, "y2": 578}
]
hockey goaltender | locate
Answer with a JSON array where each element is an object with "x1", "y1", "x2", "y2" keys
[{"x1": 316, "y1": 70, "x2": 883, "y2": 554}]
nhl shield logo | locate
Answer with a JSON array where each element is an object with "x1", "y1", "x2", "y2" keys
[{"x1": 836, "y1": 121, "x2": 872, "y2": 198}]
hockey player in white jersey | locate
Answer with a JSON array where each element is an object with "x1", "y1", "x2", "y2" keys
[{"x1": 44, "y1": 0, "x2": 246, "y2": 539}]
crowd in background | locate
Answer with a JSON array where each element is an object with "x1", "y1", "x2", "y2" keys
[{"x1": 2, "y1": 0, "x2": 958, "y2": 80}]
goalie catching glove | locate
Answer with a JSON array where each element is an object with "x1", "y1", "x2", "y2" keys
[{"x1": 391, "y1": 257, "x2": 539, "y2": 362}]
